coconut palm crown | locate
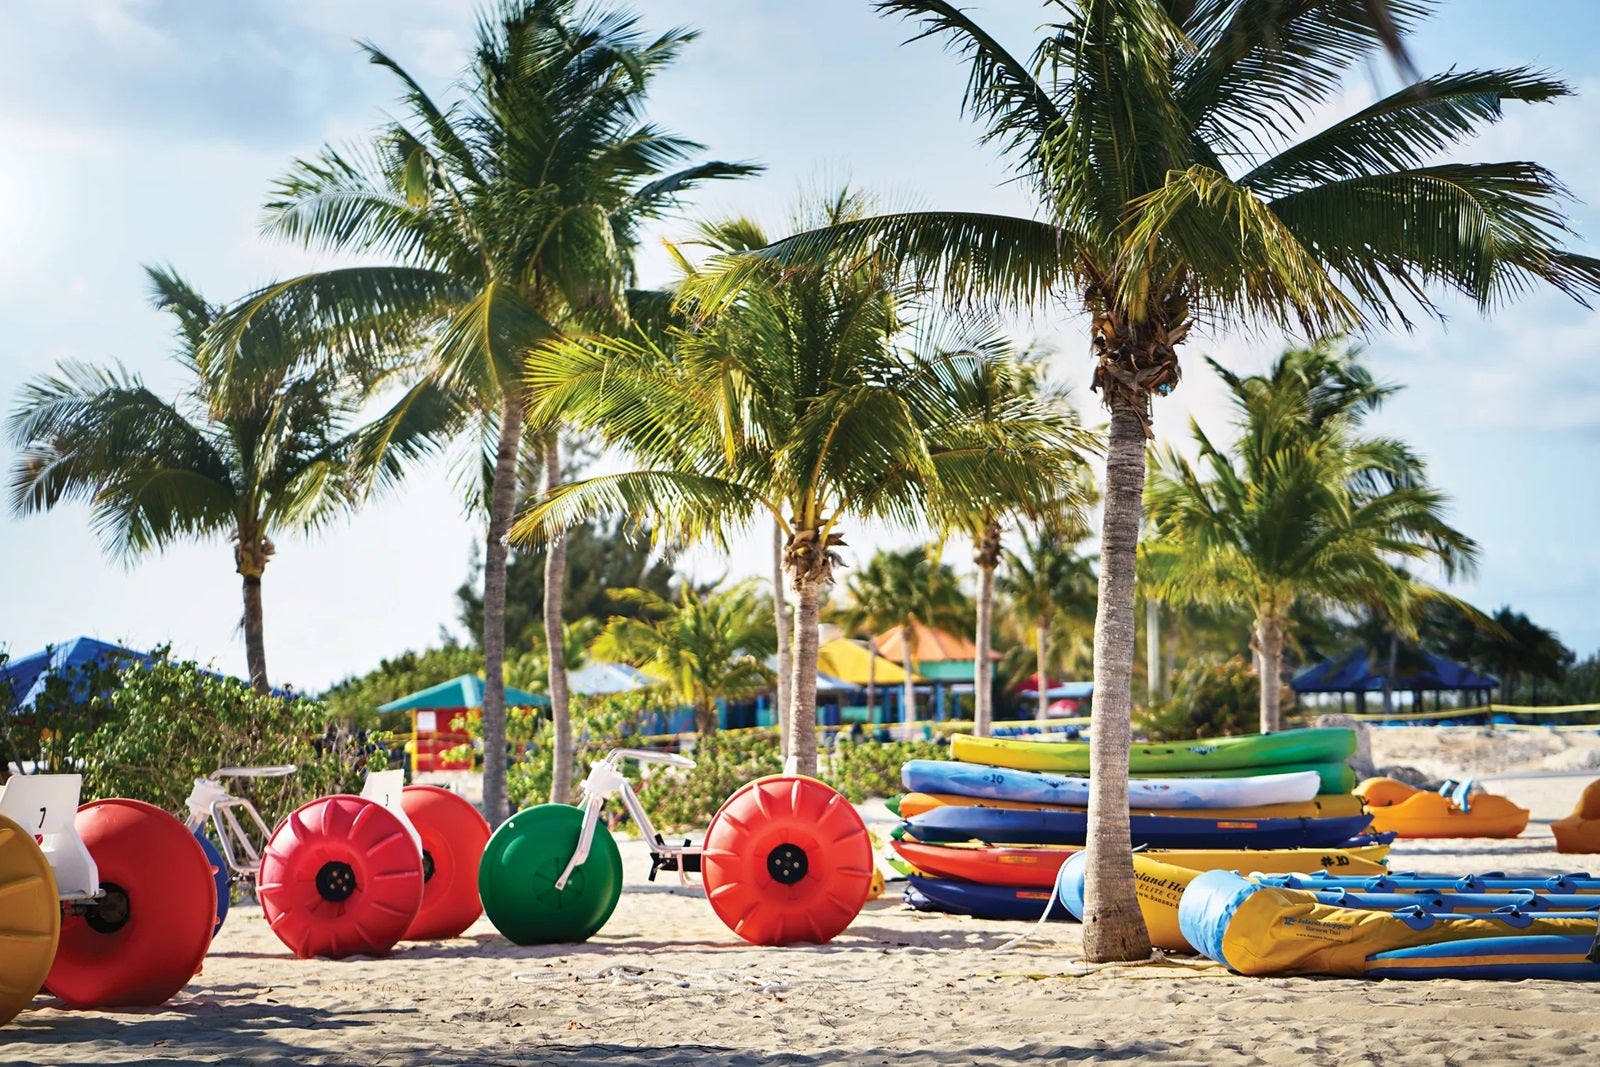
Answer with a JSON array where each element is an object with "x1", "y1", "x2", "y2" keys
[
  {"x1": 513, "y1": 195, "x2": 1080, "y2": 773},
  {"x1": 205, "y1": 0, "x2": 756, "y2": 820},
  {"x1": 752, "y1": 0, "x2": 1600, "y2": 961},
  {"x1": 8, "y1": 267, "x2": 359, "y2": 693},
  {"x1": 1145, "y1": 340, "x2": 1478, "y2": 733}
]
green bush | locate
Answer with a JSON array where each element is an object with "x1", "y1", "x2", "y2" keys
[
  {"x1": 73, "y1": 659, "x2": 371, "y2": 824},
  {"x1": 0, "y1": 649, "x2": 122, "y2": 778},
  {"x1": 823, "y1": 737, "x2": 946, "y2": 803},
  {"x1": 637, "y1": 729, "x2": 782, "y2": 832},
  {"x1": 1136, "y1": 656, "x2": 1265, "y2": 740},
  {"x1": 498, "y1": 690, "x2": 652, "y2": 813}
]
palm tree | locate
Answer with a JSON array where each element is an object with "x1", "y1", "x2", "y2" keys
[
  {"x1": 8, "y1": 268, "x2": 358, "y2": 692},
  {"x1": 761, "y1": 0, "x2": 1600, "y2": 962},
  {"x1": 1146, "y1": 342, "x2": 1478, "y2": 733},
  {"x1": 588, "y1": 580, "x2": 775, "y2": 735},
  {"x1": 998, "y1": 524, "x2": 1098, "y2": 721},
  {"x1": 834, "y1": 548, "x2": 970, "y2": 729},
  {"x1": 514, "y1": 194, "x2": 1020, "y2": 775},
  {"x1": 922, "y1": 351, "x2": 1097, "y2": 736},
  {"x1": 208, "y1": 0, "x2": 753, "y2": 819}
]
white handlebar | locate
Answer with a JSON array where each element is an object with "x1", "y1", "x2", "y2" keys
[{"x1": 606, "y1": 748, "x2": 695, "y2": 769}]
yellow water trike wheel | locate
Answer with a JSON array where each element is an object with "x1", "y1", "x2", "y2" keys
[{"x1": 0, "y1": 812, "x2": 60, "y2": 1027}]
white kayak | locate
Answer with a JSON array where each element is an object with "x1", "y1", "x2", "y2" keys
[{"x1": 900, "y1": 760, "x2": 1325, "y2": 810}]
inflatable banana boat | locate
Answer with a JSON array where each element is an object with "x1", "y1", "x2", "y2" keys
[{"x1": 1178, "y1": 869, "x2": 1600, "y2": 978}]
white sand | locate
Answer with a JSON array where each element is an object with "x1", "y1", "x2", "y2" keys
[{"x1": 9, "y1": 727, "x2": 1600, "y2": 1066}]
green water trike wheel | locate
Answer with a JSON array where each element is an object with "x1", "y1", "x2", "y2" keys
[
  {"x1": 478, "y1": 804, "x2": 622, "y2": 945},
  {"x1": 0, "y1": 813, "x2": 60, "y2": 1027}
]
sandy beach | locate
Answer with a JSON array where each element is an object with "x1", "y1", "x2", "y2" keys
[{"x1": 9, "y1": 727, "x2": 1600, "y2": 1066}]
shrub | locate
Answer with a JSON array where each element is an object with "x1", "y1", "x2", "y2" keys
[
  {"x1": 73, "y1": 658, "x2": 370, "y2": 824},
  {"x1": 1136, "y1": 656, "x2": 1268, "y2": 740},
  {"x1": 637, "y1": 729, "x2": 782, "y2": 832},
  {"x1": 498, "y1": 690, "x2": 652, "y2": 814},
  {"x1": 823, "y1": 737, "x2": 946, "y2": 803}
]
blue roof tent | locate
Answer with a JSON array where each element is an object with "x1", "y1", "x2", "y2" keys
[
  {"x1": 1291, "y1": 649, "x2": 1498, "y2": 694},
  {"x1": 2, "y1": 638, "x2": 154, "y2": 713},
  {"x1": 3, "y1": 637, "x2": 297, "y2": 713}
]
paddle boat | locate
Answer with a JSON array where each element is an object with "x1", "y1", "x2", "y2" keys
[
  {"x1": 1553, "y1": 778, "x2": 1600, "y2": 854},
  {"x1": 1355, "y1": 776, "x2": 1529, "y2": 839}
]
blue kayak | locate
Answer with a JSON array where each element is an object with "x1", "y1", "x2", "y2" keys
[
  {"x1": 900, "y1": 759, "x2": 1322, "y2": 810},
  {"x1": 903, "y1": 876, "x2": 1074, "y2": 922},
  {"x1": 900, "y1": 807, "x2": 1374, "y2": 849}
]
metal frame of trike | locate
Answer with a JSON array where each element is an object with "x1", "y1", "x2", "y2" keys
[{"x1": 554, "y1": 747, "x2": 702, "y2": 891}]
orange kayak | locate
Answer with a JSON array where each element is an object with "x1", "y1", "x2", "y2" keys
[{"x1": 890, "y1": 838, "x2": 1390, "y2": 889}]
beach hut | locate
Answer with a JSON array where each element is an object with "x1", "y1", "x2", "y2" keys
[
  {"x1": 379, "y1": 674, "x2": 548, "y2": 773},
  {"x1": 872, "y1": 621, "x2": 997, "y2": 719}
]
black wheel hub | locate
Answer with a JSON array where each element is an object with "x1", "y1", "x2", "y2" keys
[
  {"x1": 84, "y1": 882, "x2": 131, "y2": 935},
  {"x1": 766, "y1": 843, "x2": 809, "y2": 885},
  {"x1": 315, "y1": 860, "x2": 358, "y2": 903},
  {"x1": 421, "y1": 849, "x2": 436, "y2": 884}
]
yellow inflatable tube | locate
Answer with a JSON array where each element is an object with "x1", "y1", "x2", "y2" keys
[{"x1": 1178, "y1": 870, "x2": 1597, "y2": 976}]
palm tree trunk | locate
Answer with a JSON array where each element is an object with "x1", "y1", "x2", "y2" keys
[
  {"x1": 481, "y1": 396, "x2": 523, "y2": 828},
  {"x1": 1257, "y1": 613, "x2": 1285, "y2": 733},
  {"x1": 234, "y1": 530, "x2": 273, "y2": 695},
  {"x1": 866, "y1": 639, "x2": 877, "y2": 723},
  {"x1": 772, "y1": 521, "x2": 791, "y2": 757},
  {"x1": 544, "y1": 436, "x2": 573, "y2": 805},
  {"x1": 901, "y1": 624, "x2": 916, "y2": 730},
  {"x1": 241, "y1": 572, "x2": 268, "y2": 695},
  {"x1": 1036, "y1": 620, "x2": 1050, "y2": 722},
  {"x1": 1382, "y1": 629, "x2": 1399, "y2": 717},
  {"x1": 1082, "y1": 398, "x2": 1153, "y2": 963},
  {"x1": 975, "y1": 559, "x2": 996, "y2": 736},
  {"x1": 789, "y1": 574, "x2": 821, "y2": 776},
  {"x1": 974, "y1": 520, "x2": 1001, "y2": 737},
  {"x1": 1146, "y1": 597, "x2": 1161, "y2": 704}
]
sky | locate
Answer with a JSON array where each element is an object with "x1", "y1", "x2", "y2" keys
[{"x1": 1, "y1": 1, "x2": 1597, "y2": 693}]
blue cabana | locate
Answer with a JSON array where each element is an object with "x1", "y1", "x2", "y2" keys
[{"x1": 1291, "y1": 648, "x2": 1498, "y2": 714}]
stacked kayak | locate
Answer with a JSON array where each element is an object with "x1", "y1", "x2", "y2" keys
[
  {"x1": 892, "y1": 838, "x2": 1391, "y2": 890},
  {"x1": 894, "y1": 727, "x2": 1379, "y2": 921},
  {"x1": 949, "y1": 727, "x2": 1357, "y2": 794},
  {"x1": 1355, "y1": 776, "x2": 1529, "y2": 839}
]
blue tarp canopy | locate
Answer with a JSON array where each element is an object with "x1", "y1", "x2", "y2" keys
[
  {"x1": 2, "y1": 637, "x2": 153, "y2": 712},
  {"x1": 1291, "y1": 648, "x2": 1498, "y2": 694}
]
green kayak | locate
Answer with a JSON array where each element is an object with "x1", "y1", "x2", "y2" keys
[{"x1": 951, "y1": 727, "x2": 1356, "y2": 776}]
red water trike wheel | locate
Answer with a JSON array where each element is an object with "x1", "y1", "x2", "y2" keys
[
  {"x1": 701, "y1": 775, "x2": 873, "y2": 946},
  {"x1": 400, "y1": 785, "x2": 489, "y2": 941},
  {"x1": 46, "y1": 799, "x2": 217, "y2": 1008},
  {"x1": 258, "y1": 795, "x2": 423, "y2": 959}
]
